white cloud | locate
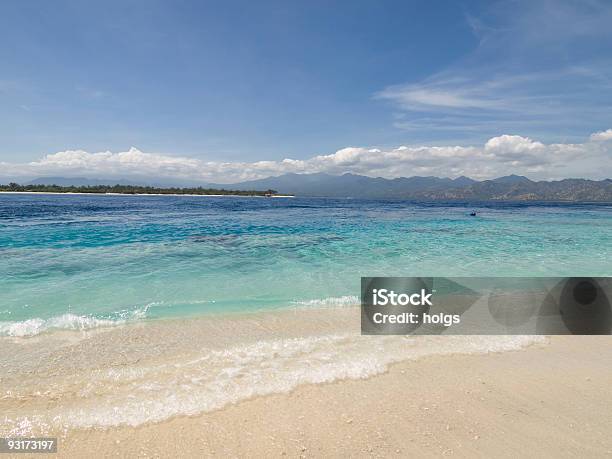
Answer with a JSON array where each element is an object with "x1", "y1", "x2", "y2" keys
[
  {"x1": 484, "y1": 135, "x2": 544, "y2": 153},
  {"x1": 483, "y1": 135, "x2": 548, "y2": 165},
  {"x1": 1, "y1": 131, "x2": 611, "y2": 183},
  {"x1": 590, "y1": 129, "x2": 612, "y2": 141},
  {"x1": 375, "y1": 85, "x2": 500, "y2": 110},
  {"x1": 30, "y1": 147, "x2": 201, "y2": 175}
]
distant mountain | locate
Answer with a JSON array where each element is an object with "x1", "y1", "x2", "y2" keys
[
  {"x1": 420, "y1": 178, "x2": 612, "y2": 202},
  {"x1": 18, "y1": 174, "x2": 612, "y2": 201},
  {"x1": 231, "y1": 173, "x2": 611, "y2": 201},
  {"x1": 230, "y1": 173, "x2": 478, "y2": 199},
  {"x1": 453, "y1": 175, "x2": 478, "y2": 187},
  {"x1": 491, "y1": 174, "x2": 533, "y2": 185}
]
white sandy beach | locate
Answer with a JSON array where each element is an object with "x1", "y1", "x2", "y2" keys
[
  {"x1": 1, "y1": 307, "x2": 611, "y2": 457},
  {"x1": 59, "y1": 335, "x2": 612, "y2": 458}
]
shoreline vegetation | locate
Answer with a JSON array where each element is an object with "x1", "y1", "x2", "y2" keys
[{"x1": 0, "y1": 183, "x2": 283, "y2": 197}]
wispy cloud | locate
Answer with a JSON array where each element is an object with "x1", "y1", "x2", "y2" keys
[
  {"x1": 376, "y1": 72, "x2": 579, "y2": 114},
  {"x1": 375, "y1": 0, "x2": 612, "y2": 140},
  {"x1": 376, "y1": 83, "x2": 501, "y2": 111},
  {"x1": 1, "y1": 130, "x2": 610, "y2": 182}
]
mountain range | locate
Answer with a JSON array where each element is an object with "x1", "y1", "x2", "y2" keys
[
  {"x1": 21, "y1": 174, "x2": 612, "y2": 201},
  {"x1": 225, "y1": 173, "x2": 612, "y2": 201}
]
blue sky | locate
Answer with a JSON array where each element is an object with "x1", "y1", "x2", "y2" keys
[{"x1": 1, "y1": 0, "x2": 611, "y2": 181}]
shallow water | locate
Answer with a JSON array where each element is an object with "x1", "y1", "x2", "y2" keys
[{"x1": 0, "y1": 194, "x2": 610, "y2": 336}]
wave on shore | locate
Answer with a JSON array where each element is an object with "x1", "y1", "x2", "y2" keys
[
  {"x1": 0, "y1": 305, "x2": 152, "y2": 337},
  {"x1": 0, "y1": 295, "x2": 361, "y2": 337},
  {"x1": 0, "y1": 307, "x2": 546, "y2": 435}
]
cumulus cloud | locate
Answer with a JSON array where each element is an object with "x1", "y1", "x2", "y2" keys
[
  {"x1": 590, "y1": 129, "x2": 612, "y2": 141},
  {"x1": 1, "y1": 132, "x2": 611, "y2": 183}
]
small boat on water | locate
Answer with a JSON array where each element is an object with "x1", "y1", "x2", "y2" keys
[{"x1": 469, "y1": 211, "x2": 477, "y2": 216}]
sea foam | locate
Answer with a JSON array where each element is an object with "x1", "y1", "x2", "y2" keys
[
  {"x1": 292, "y1": 295, "x2": 360, "y2": 307},
  {"x1": 0, "y1": 329, "x2": 545, "y2": 434},
  {"x1": 0, "y1": 304, "x2": 153, "y2": 337}
]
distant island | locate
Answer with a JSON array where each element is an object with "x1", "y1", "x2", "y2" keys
[
  {"x1": 4, "y1": 173, "x2": 612, "y2": 201},
  {"x1": 0, "y1": 183, "x2": 278, "y2": 197}
]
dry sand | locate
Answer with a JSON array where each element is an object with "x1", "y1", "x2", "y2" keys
[{"x1": 57, "y1": 335, "x2": 612, "y2": 458}]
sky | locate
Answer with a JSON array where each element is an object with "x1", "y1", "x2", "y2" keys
[{"x1": 1, "y1": 0, "x2": 611, "y2": 182}]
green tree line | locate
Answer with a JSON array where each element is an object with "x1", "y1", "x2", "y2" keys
[{"x1": 0, "y1": 182, "x2": 278, "y2": 196}]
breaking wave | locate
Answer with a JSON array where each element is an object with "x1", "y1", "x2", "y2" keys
[{"x1": 0, "y1": 304, "x2": 153, "y2": 337}]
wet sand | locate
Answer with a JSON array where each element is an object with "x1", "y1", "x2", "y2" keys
[
  {"x1": 1, "y1": 306, "x2": 611, "y2": 457},
  {"x1": 58, "y1": 335, "x2": 612, "y2": 458}
]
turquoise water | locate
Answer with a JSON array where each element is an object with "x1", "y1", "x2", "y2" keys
[{"x1": 0, "y1": 194, "x2": 610, "y2": 335}]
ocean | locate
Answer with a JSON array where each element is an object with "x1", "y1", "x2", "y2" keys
[
  {"x1": 1, "y1": 193, "x2": 609, "y2": 434},
  {"x1": 0, "y1": 193, "x2": 610, "y2": 336}
]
